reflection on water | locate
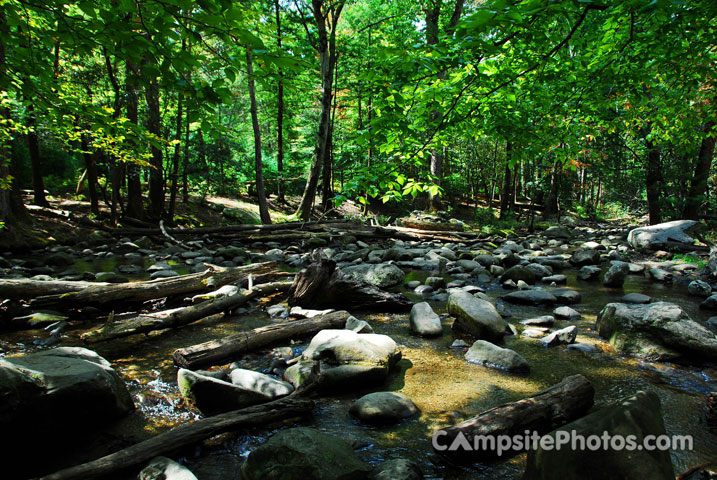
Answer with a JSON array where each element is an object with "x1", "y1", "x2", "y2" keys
[{"x1": 1, "y1": 262, "x2": 716, "y2": 479}]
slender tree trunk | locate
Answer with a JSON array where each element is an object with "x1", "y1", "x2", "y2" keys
[
  {"x1": 124, "y1": 61, "x2": 143, "y2": 219},
  {"x1": 182, "y1": 109, "x2": 190, "y2": 204},
  {"x1": 322, "y1": 57, "x2": 340, "y2": 211},
  {"x1": 645, "y1": 138, "x2": 662, "y2": 225},
  {"x1": 500, "y1": 141, "x2": 514, "y2": 219},
  {"x1": 275, "y1": 0, "x2": 285, "y2": 203},
  {"x1": 80, "y1": 133, "x2": 100, "y2": 215},
  {"x1": 543, "y1": 157, "x2": 560, "y2": 219},
  {"x1": 246, "y1": 48, "x2": 271, "y2": 225},
  {"x1": 26, "y1": 104, "x2": 48, "y2": 207},
  {"x1": 145, "y1": 73, "x2": 164, "y2": 220},
  {"x1": 167, "y1": 94, "x2": 183, "y2": 223},
  {"x1": 0, "y1": 10, "x2": 18, "y2": 225},
  {"x1": 684, "y1": 121, "x2": 716, "y2": 220}
]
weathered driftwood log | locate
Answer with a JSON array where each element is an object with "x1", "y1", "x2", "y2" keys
[
  {"x1": 287, "y1": 254, "x2": 411, "y2": 311},
  {"x1": 433, "y1": 374, "x2": 595, "y2": 462},
  {"x1": 31, "y1": 262, "x2": 274, "y2": 308},
  {"x1": 101, "y1": 219, "x2": 353, "y2": 236},
  {"x1": 173, "y1": 310, "x2": 350, "y2": 369},
  {"x1": 81, "y1": 281, "x2": 293, "y2": 344},
  {"x1": 0, "y1": 279, "x2": 111, "y2": 301},
  {"x1": 37, "y1": 395, "x2": 314, "y2": 480}
]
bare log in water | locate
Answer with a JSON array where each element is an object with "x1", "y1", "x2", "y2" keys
[
  {"x1": 173, "y1": 309, "x2": 350, "y2": 369},
  {"x1": 37, "y1": 396, "x2": 314, "y2": 480},
  {"x1": 0, "y1": 279, "x2": 111, "y2": 300},
  {"x1": 30, "y1": 262, "x2": 275, "y2": 308},
  {"x1": 287, "y1": 253, "x2": 411, "y2": 311},
  {"x1": 434, "y1": 374, "x2": 595, "y2": 462},
  {"x1": 81, "y1": 281, "x2": 293, "y2": 343}
]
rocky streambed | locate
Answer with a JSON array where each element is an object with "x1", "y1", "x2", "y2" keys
[{"x1": 0, "y1": 218, "x2": 715, "y2": 480}]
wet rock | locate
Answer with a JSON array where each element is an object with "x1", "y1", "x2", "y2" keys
[
  {"x1": 341, "y1": 263, "x2": 405, "y2": 288},
  {"x1": 414, "y1": 285, "x2": 434, "y2": 296},
  {"x1": 456, "y1": 259, "x2": 482, "y2": 272},
  {"x1": 139, "y1": 456, "x2": 198, "y2": 480},
  {"x1": 149, "y1": 270, "x2": 179, "y2": 280},
  {"x1": 349, "y1": 391, "x2": 419, "y2": 424},
  {"x1": 409, "y1": 302, "x2": 442, "y2": 337},
  {"x1": 241, "y1": 427, "x2": 372, "y2": 480},
  {"x1": 451, "y1": 339, "x2": 469, "y2": 348},
  {"x1": 117, "y1": 264, "x2": 143, "y2": 275},
  {"x1": 45, "y1": 252, "x2": 74, "y2": 266},
  {"x1": 596, "y1": 302, "x2": 717, "y2": 361},
  {"x1": 603, "y1": 261, "x2": 629, "y2": 288},
  {"x1": 539, "y1": 325, "x2": 577, "y2": 347},
  {"x1": 621, "y1": 292, "x2": 651, "y2": 304},
  {"x1": 465, "y1": 340, "x2": 530, "y2": 373},
  {"x1": 627, "y1": 219, "x2": 699, "y2": 251},
  {"x1": 522, "y1": 327, "x2": 549, "y2": 338},
  {"x1": 289, "y1": 306, "x2": 335, "y2": 318},
  {"x1": 500, "y1": 265, "x2": 536, "y2": 284},
  {"x1": 447, "y1": 290, "x2": 505, "y2": 340},
  {"x1": 553, "y1": 306, "x2": 581, "y2": 320},
  {"x1": 578, "y1": 265, "x2": 601, "y2": 280},
  {"x1": 406, "y1": 280, "x2": 421, "y2": 289},
  {"x1": 543, "y1": 225, "x2": 572, "y2": 239},
  {"x1": 369, "y1": 459, "x2": 423, "y2": 480},
  {"x1": 648, "y1": 268, "x2": 672, "y2": 283},
  {"x1": 0, "y1": 347, "x2": 134, "y2": 439},
  {"x1": 95, "y1": 271, "x2": 129, "y2": 283},
  {"x1": 266, "y1": 304, "x2": 289, "y2": 319},
  {"x1": 524, "y1": 391, "x2": 675, "y2": 480},
  {"x1": 707, "y1": 317, "x2": 717, "y2": 333},
  {"x1": 147, "y1": 261, "x2": 172, "y2": 272},
  {"x1": 688, "y1": 280, "x2": 712, "y2": 298},
  {"x1": 525, "y1": 263, "x2": 552, "y2": 280},
  {"x1": 284, "y1": 330, "x2": 401, "y2": 391},
  {"x1": 702, "y1": 294, "x2": 717, "y2": 310},
  {"x1": 542, "y1": 274, "x2": 567, "y2": 284},
  {"x1": 502, "y1": 290, "x2": 557, "y2": 306},
  {"x1": 425, "y1": 276, "x2": 446, "y2": 288},
  {"x1": 550, "y1": 288, "x2": 581, "y2": 304},
  {"x1": 566, "y1": 342, "x2": 598, "y2": 353},
  {"x1": 521, "y1": 315, "x2": 555, "y2": 326},
  {"x1": 570, "y1": 247, "x2": 600, "y2": 266},
  {"x1": 345, "y1": 315, "x2": 374, "y2": 333},
  {"x1": 177, "y1": 369, "x2": 274, "y2": 415},
  {"x1": 475, "y1": 254, "x2": 496, "y2": 267}
]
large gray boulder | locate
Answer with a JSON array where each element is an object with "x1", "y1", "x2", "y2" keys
[
  {"x1": 284, "y1": 329, "x2": 401, "y2": 391},
  {"x1": 603, "y1": 261, "x2": 629, "y2": 288},
  {"x1": 349, "y1": 391, "x2": 419, "y2": 425},
  {"x1": 409, "y1": 302, "x2": 442, "y2": 337},
  {"x1": 0, "y1": 347, "x2": 134, "y2": 437},
  {"x1": 627, "y1": 219, "x2": 699, "y2": 250},
  {"x1": 524, "y1": 391, "x2": 675, "y2": 480},
  {"x1": 241, "y1": 427, "x2": 372, "y2": 480},
  {"x1": 340, "y1": 263, "x2": 406, "y2": 288},
  {"x1": 570, "y1": 247, "x2": 601, "y2": 266},
  {"x1": 447, "y1": 290, "x2": 505, "y2": 340},
  {"x1": 465, "y1": 340, "x2": 530, "y2": 373},
  {"x1": 596, "y1": 301, "x2": 717, "y2": 361}
]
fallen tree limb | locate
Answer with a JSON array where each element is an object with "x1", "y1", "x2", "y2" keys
[
  {"x1": 37, "y1": 395, "x2": 314, "y2": 480},
  {"x1": 0, "y1": 279, "x2": 111, "y2": 300},
  {"x1": 81, "y1": 280, "x2": 293, "y2": 343},
  {"x1": 100, "y1": 219, "x2": 354, "y2": 237},
  {"x1": 434, "y1": 374, "x2": 595, "y2": 462},
  {"x1": 173, "y1": 309, "x2": 350, "y2": 369},
  {"x1": 31, "y1": 262, "x2": 275, "y2": 309},
  {"x1": 288, "y1": 253, "x2": 411, "y2": 311}
]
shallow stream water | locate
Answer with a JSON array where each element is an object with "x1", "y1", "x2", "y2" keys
[{"x1": 2, "y1": 258, "x2": 716, "y2": 479}]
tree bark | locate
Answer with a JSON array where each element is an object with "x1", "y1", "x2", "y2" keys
[
  {"x1": 26, "y1": 104, "x2": 49, "y2": 207},
  {"x1": 543, "y1": 156, "x2": 560, "y2": 219},
  {"x1": 174, "y1": 309, "x2": 350, "y2": 369},
  {"x1": 645, "y1": 138, "x2": 662, "y2": 225},
  {"x1": 38, "y1": 396, "x2": 315, "y2": 480},
  {"x1": 275, "y1": 0, "x2": 285, "y2": 202},
  {"x1": 684, "y1": 121, "x2": 716, "y2": 220},
  {"x1": 81, "y1": 281, "x2": 292, "y2": 343},
  {"x1": 144, "y1": 70, "x2": 164, "y2": 220},
  {"x1": 30, "y1": 262, "x2": 275, "y2": 308},
  {"x1": 434, "y1": 374, "x2": 594, "y2": 462},
  {"x1": 167, "y1": 93, "x2": 183, "y2": 223},
  {"x1": 0, "y1": 9, "x2": 17, "y2": 226},
  {"x1": 246, "y1": 48, "x2": 271, "y2": 224},
  {"x1": 499, "y1": 141, "x2": 514, "y2": 219},
  {"x1": 125, "y1": 61, "x2": 144, "y2": 220}
]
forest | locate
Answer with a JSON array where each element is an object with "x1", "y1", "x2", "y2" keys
[{"x1": 0, "y1": 1, "x2": 716, "y2": 480}]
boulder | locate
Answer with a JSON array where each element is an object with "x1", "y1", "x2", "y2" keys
[
  {"x1": 284, "y1": 330, "x2": 401, "y2": 391},
  {"x1": 539, "y1": 325, "x2": 577, "y2": 347},
  {"x1": 553, "y1": 306, "x2": 581, "y2": 320},
  {"x1": 524, "y1": 391, "x2": 675, "y2": 480},
  {"x1": 139, "y1": 457, "x2": 198, "y2": 480},
  {"x1": 177, "y1": 368, "x2": 276, "y2": 415},
  {"x1": 341, "y1": 263, "x2": 406, "y2": 288},
  {"x1": 550, "y1": 288, "x2": 581, "y2": 304},
  {"x1": 688, "y1": 280, "x2": 712, "y2": 298},
  {"x1": 369, "y1": 459, "x2": 423, "y2": 480},
  {"x1": 345, "y1": 315, "x2": 374, "y2": 333},
  {"x1": 465, "y1": 340, "x2": 530, "y2": 373},
  {"x1": 500, "y1": 265, "x2": 536, "y2": 284},
  {"x1": 222, "y1": 207, "x2": 261, "y2": 225},
  {"x1": 570, "y1": 247, "x2": 600, "y2": 266},
  {"x1": 701, "y1": 294, "x2": 717, "y2": 310},
  {"x1": 627, "y1": 219, "x2": 699, "y2": 250},
  {"x1": 241, "y1": 427, "x2": 372, "y2": 480},
  {"x1": 349, "y1": 391, "x2": 419, "y2": 425},
  {"x1": 409, "y1": 302, "x2": 443, "y2": 337},
  {"x1": 577, "y1": 265, "x2": 601, "y2": 281},
  {"x1": 596, "y1": 302, "x2": 717, "y2": 361},
  {"x1": 0, "y1": 347, "x2": 134, "y2": 439},
  {"x1": 502, "y1": 290, "x2": 557, "y2": 306},
  {"x1": 521, "y1": 315, "x2": 555, "y2": 327},
  {"x1": 543, "y1": 225, "x2": 572, "y2": 239},
  {"x1": 648, "y1": 268, "x2": 672, "y2": 283},
  {"x1": 447, "y1": 291, "x2": 505, "y2": 340},
  {"x1": 603, "y1": 261, "x2": 629, "y2": 288}
]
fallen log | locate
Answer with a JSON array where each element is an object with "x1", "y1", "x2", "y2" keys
[
  {"x1": 288, "y1": 253, "x2": 411, "y2": 311},
  {"x1": 173, "y1": 309, "x2": 350, "y2": 369},
  {"x1": 31, "y1": 262, "x2": 274, "y2": 309},
  {"x1": 0, "y1": 279, "x2": 111, "y2": 300},
  {"x1": 101, "y1": 219, "x2": 354, "y2": 237},
  {"x1": 433, "y1": 374, "x2": 595, "y2": 462},
  {"x1": 37, "y1": 395, "x2": 314, "y2": 480},
  {"x1": 81, "y1": 281, "x2": 293, "y2": 343}
]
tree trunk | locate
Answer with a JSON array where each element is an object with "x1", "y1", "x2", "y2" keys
[
  {"x1": 435, "y1": 374, "x2": 594, "y2": 462},
  {"x1": 167, "y1": 94, "x2": 182, "y2": 223},
  {"x1": 145, "y1": 72, "x2": 164, "y2": 220},
  {"x1": 684, "y1": 121, "x2": 716, "y2": 220},
  {"x1": 645, "y1": 138, "x2": 662, "y2": 225},
  {"x1": 26, "y1": 104, "x2": 48, "y2": 207},
  {"x1": 0, "y1": 9, "x2": 17, "y2": 225},
  {"x1": 245, "y1": 48, "x2": 271, "y2": 224},
  {"x1": 174, "y1": 309, "x2": 350, "y2": 369},
  {"x1": 80, "y1": 134, "x2": 100, "y2": 215},
  {"x1": 125, "y1": 61, "x2": 143, "y2": 220},
  {"x1": 499, "y1": 141, "x2": 514, "y2": 219},
  {"x1": 543, "y1": 157, "x2": 560, "y2": 219},
  {"x1": 275, "y1": 0, "x2": 285, "y2": 202}
]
